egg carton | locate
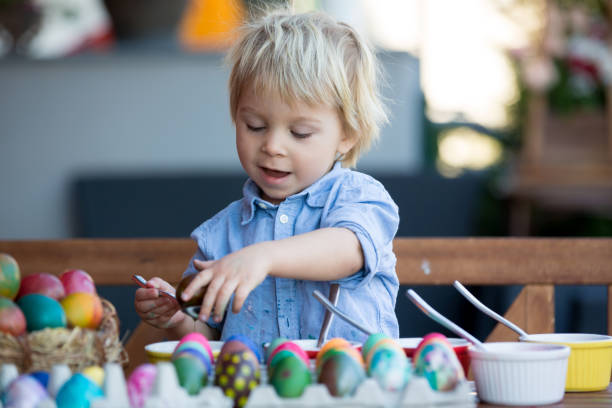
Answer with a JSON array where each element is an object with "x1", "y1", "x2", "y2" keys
[
  {"x1": 245, "y1": 378, "x2": 475, "y2": 408},
  {"x1": 0, "y1": 362, "x2": 475, "y2": 408}
]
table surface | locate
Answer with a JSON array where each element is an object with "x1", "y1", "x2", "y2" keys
[{"x1": 478, "y1": 384, "x2": 612, "y2": 408}]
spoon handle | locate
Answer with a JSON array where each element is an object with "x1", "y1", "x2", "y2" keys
[
  {"x1": 406, "y1": 289, "x2": 486, "y2": 351},
  {"x1": 317, "y1": 284, "x2": 340, "y2": 348},
  {"x1": 313, "y1": 290, "x2": 373, "y2": 336},
  {"x1": 132, "y1": 274, "x2": 176, "y2": 299},
  {"x1": 453, "y1": 281, "x2": 528, "y2": 338}
]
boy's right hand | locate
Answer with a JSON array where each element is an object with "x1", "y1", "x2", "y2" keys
[{"x1": 134, "y1": 277, "x2": 185, "y2": 329}]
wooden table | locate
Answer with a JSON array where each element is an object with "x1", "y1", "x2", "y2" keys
[{"x1": 478, "y1": 383, "x2": 612, "y2": 407}]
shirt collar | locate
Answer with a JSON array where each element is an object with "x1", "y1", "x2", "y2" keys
[{"x1": 240, "y1": 161, "x2": 346, "y2": 225}]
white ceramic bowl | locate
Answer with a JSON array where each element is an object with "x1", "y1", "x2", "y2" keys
[{"x1": 469, "y1": 342, "x2": 570, "y2": 406}]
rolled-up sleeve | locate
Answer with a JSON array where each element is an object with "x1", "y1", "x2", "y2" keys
[{"x1": 320, "y1": 178, "x2": 399, "y2": 289}]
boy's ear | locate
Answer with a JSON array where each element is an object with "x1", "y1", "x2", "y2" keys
[{"x1": 337, "y1": 135, "x2": 357, "y2": 155}]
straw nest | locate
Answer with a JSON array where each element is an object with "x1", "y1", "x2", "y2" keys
[{"x1": 0, "y1": 298, "x2": 128, "y2": 373}]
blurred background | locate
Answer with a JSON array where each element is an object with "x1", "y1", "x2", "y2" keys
[{"x1": 1, "y1": 0, "x2": 611, "y2": 341}]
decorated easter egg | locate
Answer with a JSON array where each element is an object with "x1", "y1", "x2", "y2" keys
[
  {"x1": 317, "y1": 350, "x2": 366, "y2": 397},
  {"x1": 60, "y1": 292, "x2": 103, "y2": 329},
  {"x1": 315, "y1": 337, "x2": 351, "y2": 367},
  {"x1": 17, "y1": 293, "x2": 67, "y2": 332},
  {"x1": 215, "y1": 350, "x2": 261, "y2": 408},
  {"x1": 413, "y1": 334, "x2": 464, "y2": 391},
  {"x1": 268, "y1": 341, "x2": 309, "y2": 367},
  {"x1": 218, "y1": 338, "x2": 253, "y2": 362},
  {"x1": 269, "y1": 353, "x2": 311, "y2": 398},
  {"x1": 60, "y1": 269, "x2": 96, "y2": 295},
  {"x1": 0, "y1": 254, "x2": 20, "y2": 300},
  {"x1": 1, "y1": 374, "x2": 48, "y2": 408},
  {"x1": 265, "y1": 337, "x2": 288, "y2": 361},
  {"x1": 361, "y1": 332, "x2": 389, "y2": 360},
  {"x1": 17, "y1": 273, "x2": 65, "y2": 301},
  {"x1": 316, "y1": 344, "x2": 364, "y2": 375},
  {"x1": 82, "y1": 366, "x2": 104, "y2": 387},
  {"x1": 56, "y1": 373, "x2": 104, "y2": 408},
  {"x1": 176, "y1": 332, "x2": 214, "y2": 363},
  {"x1": 365, "y1": 338, "x2": 403, "y2": 368},
  {"x1": 127, "y1": 364, "x2": 157, "y2": 408},
  {"x1": 368, "y1": 346, "x2": 412, "y2": 392},
  {"x1": 0, "y1": 296, "x2": 26, "y2": 336},
  {"x1": 173, "y1": 353, "x2": 208, "y2": 395},
  {"x1": 29, "y1": 371, "x2": 50, "y2": 388},
  {"x1": 225, "y1": 334, "x2": 262, "y2": 362}
]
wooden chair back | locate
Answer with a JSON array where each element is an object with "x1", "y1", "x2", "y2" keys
[{"x1": 1, "y1": 238, "x2": 611, "y2": 374}]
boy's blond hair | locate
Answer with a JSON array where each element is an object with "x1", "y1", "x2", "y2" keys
[{"x1": 227, "y1": 9, "x2": 388, "y2": 168}]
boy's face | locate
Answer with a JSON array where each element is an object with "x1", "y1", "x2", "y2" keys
[{"x1": 235, "y1": 84, "x2": 356, "y2": 204}]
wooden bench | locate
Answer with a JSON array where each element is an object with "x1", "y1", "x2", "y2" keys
[{"x1": 1, "y1": 238, "x2": 611, "y2": 375}]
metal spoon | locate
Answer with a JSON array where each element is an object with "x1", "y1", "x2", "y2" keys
[
  {"x1": 132, "y1": 274, "x2": 176, "y2": 300},
  {"x1": 313, "y1": 289, "x2": 374, "y2": 336},
  {"x1": 453, "y1": 280, "x2": 528, "y2": 338},
  {"x1": 317, "y1": 284, "x2": 340, "y2": 348},
  {"x1": 132, "y1": 274, "x2": 201, "y2": 319},
  {"x1": 406, "y1": 288, "x2": 487, "y2": 351}
]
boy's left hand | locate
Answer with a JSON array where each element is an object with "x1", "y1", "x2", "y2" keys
[{"x1": 182, "y1": 244, "x2": 270, "y2": 323}]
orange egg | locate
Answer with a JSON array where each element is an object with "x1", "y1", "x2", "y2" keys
[
  {"x1": 60, "y1": 292, "x2": 103, "y2": 329},
  {"x1": 316, "y1": 338, "x2": 352, "y2": 368}
]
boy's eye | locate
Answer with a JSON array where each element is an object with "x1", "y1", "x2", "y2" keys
[
  {"x1": 291, "y1": 131, "x2": 312, "y2": 139},
  {"x1": 247, "y1": 124, "x2": 265, "y2": 132}
]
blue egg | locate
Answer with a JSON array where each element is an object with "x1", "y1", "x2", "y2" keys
[
  {"x1": 368, "y1": 347, "x2": 411, "y2": 392},
  {"x1": 17, "y1": 294, "x2": 67, "y2": 332},
  {"x1": 414, "y1": 342, "x2": 464, "y2": 391},
  {"x1": 173, "y1": 347, "x2": 212, "y2": 374},
  {"x1": 29, "y1": 371, "x2": 50, "y2": 388},
  {"x1": 56, "y1": 373, "x2": 104, "y2": 408}
]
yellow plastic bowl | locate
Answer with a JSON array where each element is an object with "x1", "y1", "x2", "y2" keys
[
  {"x1": 145, "y1": 340, "x2": 224, "y2": 364},
  {"x1": 521, "y1": 333, "x2": 612, "y2": 392}
]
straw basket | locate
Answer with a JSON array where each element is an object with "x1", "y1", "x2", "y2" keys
[{"x1": 0, "y1": 298, "x2": 128, "y2": 373}]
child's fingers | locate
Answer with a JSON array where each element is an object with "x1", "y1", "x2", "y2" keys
[
  {"x1": 146, "y1": 277, "x2": 175, "y2": 293},
  {"x1": 152, "y1": 298, "x2": 180, "y2": 315},
  {"x1": 213, "y1": 280, "x2": 238, "y2": 322},
  {"x1": 193, "y1": 259, "x2": 214, "y2": 271},
  {"x1": 198, "y1": 275, "x2": 225, "y2": 322},
  {"x1": 181, "y1": 270, "x2": 213, "y2": 302},
  {"x1": 135, "y1": 287, "x2": 161, "y2": 301},
  {"x1": 231, "y1": 285, "x2": 252, "y2": 314},
  {"x1": 136, "y1": 297, "x2": 166, "y2": 314}
]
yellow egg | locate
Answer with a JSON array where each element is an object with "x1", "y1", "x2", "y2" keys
[
  {"x1": 60, "y1": 292, "x2": 103, "y2": 329},
  {"x1": 82, "y1": 365, "x2": 105, "y2": 387}
]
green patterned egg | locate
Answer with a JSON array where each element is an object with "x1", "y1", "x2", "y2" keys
[
  {"x1": 0, "y1": 253, "x2": 20, "y2": 300},
  {"x1": 269, "y1": 353, "x2": 311, "y2": 398},
  {"x1": 172, "y1": 353, "x2": 208, "y2": 395}
]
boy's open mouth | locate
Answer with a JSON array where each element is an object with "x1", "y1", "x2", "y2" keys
[{"x1": 261, "y1": 167, "x2": 290, "y2": 178}]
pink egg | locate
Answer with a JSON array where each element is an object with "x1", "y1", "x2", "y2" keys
[
  {"x1": 268, "y1": 341, "x2": 309, "y2": 367},
  {"x1": 414, "y1": 333, "x2": 451, "y2": 360},
  {"x1": 177, "y1": 332, "x2": 214, "y2": 362},
  {"x1": 127, "y1": 364, "x2": 157, "y2": 408}
]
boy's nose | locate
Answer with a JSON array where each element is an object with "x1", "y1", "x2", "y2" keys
[{"x1": 261, "y1": 130, "x2": 286, "y2": 156}]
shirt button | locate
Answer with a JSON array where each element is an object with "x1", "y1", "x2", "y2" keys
[
  {"x1": 279, "y1": 214, "x2": 289, "y2": 224},
  {"x1": 258, "y1": 202, "x2": 267, "y2": 209}
]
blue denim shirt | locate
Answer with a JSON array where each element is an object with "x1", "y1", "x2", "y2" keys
[{"x1": 183, "y1": 162, "x2": 400, "y2": 350}]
